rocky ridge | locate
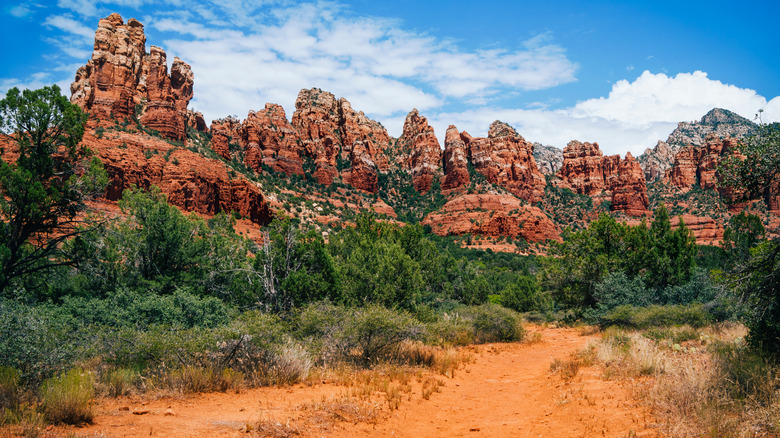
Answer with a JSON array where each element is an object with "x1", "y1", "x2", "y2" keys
[{"x1": 71, "y1": 13, "x2": 193, "y2": 142}]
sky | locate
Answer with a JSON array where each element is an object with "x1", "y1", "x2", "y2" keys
[{"x1": 2, "y1": 0, "x2": 779, "y2": 156}]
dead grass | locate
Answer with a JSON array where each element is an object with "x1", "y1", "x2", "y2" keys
[{"x1": 586, "y1": 323, "x2": 780, "y2": 438}]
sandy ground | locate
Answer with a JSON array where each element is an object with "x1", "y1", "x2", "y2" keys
[{"x1": 19, "y1": 326, "x2": 658, "y2": 438}]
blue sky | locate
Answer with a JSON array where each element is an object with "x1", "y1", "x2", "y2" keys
[{"x1": 2, "y1": 0, "x2": 779, "y2": 156}]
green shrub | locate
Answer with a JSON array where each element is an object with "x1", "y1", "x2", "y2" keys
[
  {"x1": 601, "y1": 304, "x2": 713, "y2": 329},
  {"x1": 458, "y1": 304, "x2": 525, "y2": 343},
  {"x1": 40, "y1": 368, "x2": 95, "y2": 424},
  {"x1": 103, "y1": 368, "x2": 139, "y2": 397},
  {"x1": 499, "y1": 276, "x2": 543, "y2": 312}
]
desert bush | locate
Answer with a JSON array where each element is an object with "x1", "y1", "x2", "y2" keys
[
  {"x1": 103, "y1": 368, "x2": 139, "y2": 397},
  {"x1": 40, "y1": 368, "x2": 95, "y2": 424},
  {"x1": 600, "y1": 304, "x2": 712, "y2": 328},
  {"x1": 458, "y1": 303, "x2": 525, "y2": 343}
]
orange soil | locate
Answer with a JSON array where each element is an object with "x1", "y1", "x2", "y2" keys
[{"x1": 30, "y1": 326, "x2": 658, "y2": 438}]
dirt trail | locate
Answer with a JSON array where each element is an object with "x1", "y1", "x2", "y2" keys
[{"x1": 42, "y1": 326, "x2": 658, "y2": 438}]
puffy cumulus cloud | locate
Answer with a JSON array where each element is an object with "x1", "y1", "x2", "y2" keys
[
  {"x1": 572, "y1": 71, "x2": 770, "y2": 124},
  {"x1": 428, "y1": 71, "x2": 778, "y2": 157}
]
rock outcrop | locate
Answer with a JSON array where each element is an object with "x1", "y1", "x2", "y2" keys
[
  {"x1": 396, "y1": 109, "x2": 442, "y2": 193},
  {"x1": 464, "y1": 121, "x2": 546, "y2": 203},
  {"x1": 666, "y1": 134, "x2": 739, "y2": 191},
  {"x1": 422, "y1": 194, "x2": 560, "y2": 242},
  {"x1": 442, "y1": 125, "x2": 470, "y2": 191},
  {"x1": 291, "y1": 88, "x2": 390, "y2": 192},
  {"x1": 209, "y1": 117, "x2": 242, "y2": 161},
  {"x1": 611, "y1": 153, "x2": 649, "y2": 216},
  {"x1": 70, "y1": 13, "x2": 193, "y2": 141},
  {"x1": 82, "y1": 130, "x2": 271, "y2": 224},
  {"x1": 242, "y1": 104, "x2": 303, "y2": 176},
  {"x1": 558, "y1": 140, "x2": 648, "y2": 216},
  {"x1": 638, "y1": 140, "x2": 675, "y2": 182},
  {"x1": 533, "y1": 143, "x2": 563, "y2": 175}
]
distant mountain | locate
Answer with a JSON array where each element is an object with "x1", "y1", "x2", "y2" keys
[{"x1": 639, "y1": 108, "x2": 757, "y2": 181}]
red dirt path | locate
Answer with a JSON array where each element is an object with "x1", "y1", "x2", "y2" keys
[{"x1": 32, "y1": 326, "x2": 659, "y2": 438}]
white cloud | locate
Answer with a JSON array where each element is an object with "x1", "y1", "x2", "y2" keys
[
  {"x1": 151, "y1": 2, "x2": 576, "y2": 132},
  {"x1": 44, "y1": 14, "x2": 95, "y2": 38},
  {"x1": 428, "y1": 71, "x2": 778, "y2": 157}
]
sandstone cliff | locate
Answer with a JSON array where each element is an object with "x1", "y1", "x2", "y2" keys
[
  {"x1": 395, "y1": 109, "x2": 442, "y2": 193},
  {"x1": 463, "y1": 121, "x2": 546, "y2": 203},
  {"x1": 422, "y1": 194, "x2": 560, "y2": 243},
  {"x1": 70, "y1": 13, "x2": 193, "y2": 141},
  {"x1": 533, "y1": 143, "x2": 563, "y2": 175},
  {"x1": 442, "y1": 125, "x2": 471, "y2": 191},
  {"x1": 558, "y1": 140, "x2": 648, "y2": 216}
]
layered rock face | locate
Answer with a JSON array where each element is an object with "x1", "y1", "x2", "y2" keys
[
  {"x1": 558, "y1": 140, "x2": 649, "y2": 216},
  {"x1": 396, "y1": 109, "x2": 442, "y2": 193},
  {"x1": 464, "y1": 121, "x2": 546, "y2": 203},
  {"x1": 422, "y1": 194, "x2": 560, "y2": 243},
  {"x1": 70, "y1": 13, "x2": 193, "y2": 141},
  {"x1": 83, "y1": 130, "x2": 271, "y2": 224},
  {"x1": 533, "y1": 143, "x2": 564, "y2": 175},
  {"x1": 242, "y1": 104, "x2": 303, "y2": 176},
  {"x1": 666, "y1": 135, "x2": 738, "y2": 190},
  {"x1": 442, "y1": 125, "x2": 470, "y2": 191},
  {"x1": 209, "y1": 117, "x2": 242, "y2": 160},
  {"x1": 291, "y1": 88, "x2": 390, "y2": 192},
  {"x1": 638, "y1": 140, "x2": 675, "y2": 182},
  {"x1": 611, "y1": 153, "x2": 650, "y2": 216}
]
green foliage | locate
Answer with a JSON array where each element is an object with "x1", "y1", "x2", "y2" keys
[
  {"x1": 0, "y1": 85, "x2": 107, "y2": 294},
  {"x1": 540, "y1": 206, "x2": 698, "y2": 308},
  {"x1": 722, "y1": 211, "x2": 765, "y2": 267},
  {"x1": 719, "y1": 124, "x2": 780, "y2": 358},
  {"x1": 0, "y1": 366, "x2": 20, "y2": 412},
  {"x1": 457, "y1": 303, "x2": 525, "y2": 343},
  {"x1": 600, "y1": 304, "x2": 713, "y2": 329},
  {"x1": 40, "y1": 368, "x2": 94, "y2": 424},
  {"x1": 498, "y1": 276, "x2": 544, "y2": 312}
]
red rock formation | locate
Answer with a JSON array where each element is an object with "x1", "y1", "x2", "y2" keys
[
  {"x1": 209, "y1": 117, "x2": 242, "y2": 160},
  {"x1": 422, "y1": 194, "x2": 560, "y2": 242},
  {"x1": 291, "y1": 88, "x2": 390, "y2": 192},
  {"x1": 338, "y1": 99, "x2": 390, "y2": 173},
  {"x1": 291, "y1": 89, "x2": 343, "y2": 186},
  {"x1": 186, "y1": 110, "x2": 207, "y2": 132},
  {"x1": 70, "y1": 14, "x2": 193, "y2": 141},
  {"x1": 558, "y1": 140, "x2": 608, "y2": 195},
  {"x1": 82, "y1": 130, "x2": 271, "y2": 224},
  {"x1": 675, "y1": 214, "x2": 724, "y2": 246},
  {"x1": 396, "y1": 109, "x2": 442, "y2": 193},
  {"x1": 666, "y1": 134, "x2": 744, "y2": 193},
  {"x1": 558, "y1": 140, "x2": 649, "y2": 215},
  {"x1": 140, "y1": 47, "x2": 191, "y2": 141},
  {"x1": 463, "y1": 121, "x2": 546, "y2": 203},
  {"x1": 611, "y1": 153, "x2": 649, "y2": 216},
  {"x1": 442, "y1": 125, "x2": 470, "y2": 191},
  {"x1": 241, "y1": 104, "x2": 303, "y2": 176}
]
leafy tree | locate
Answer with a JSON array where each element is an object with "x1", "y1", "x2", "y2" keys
[
  {"x1": 719, "y1": 123, "x2": 780, "y2": 356},
  {"x1": 643, "y1": 205, "x2": 697, "y2": 290},
  {"x1": 0, "y1": 85, "x2": 107, "y2": 295},
  {"x1": 722, "y1": 211, "x2": 765, "y2": 266},
  {"x1": 499, "y1": 276, "x2": 542, "y2": 312}
]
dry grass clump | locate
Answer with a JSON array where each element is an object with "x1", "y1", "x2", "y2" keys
[
  {"x1": 40, "y1": 368, "x2": 95, "y2": 425},
  {"x1": 588, "y1": 323, "x2": 780, "y2": 438},
  {"x1": 550, "y1": 355, "x2": 581, "y2": 382}
]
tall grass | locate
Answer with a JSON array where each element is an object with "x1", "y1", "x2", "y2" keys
[{"x1": 40, "y1": 368, "x2": 95, "y2": 425}]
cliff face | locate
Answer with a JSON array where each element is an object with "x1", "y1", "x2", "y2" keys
[
  {"x1": 70, "y1": 13, "x2": 193, "y2": 141},
  {"x1": 665, "y1": 134, "x2": 738, "y2": 190},
  {"x1": 290, "y1": 88, "x2": 390, "y2": 192},
  {"x1": 395, "y1": 109, "x2": 442, "y2": 193},
  {"x1": 464, "y1": 121, "x2": 546, "y2": 203},
  {"x1": 442, "y1": 125, "x2": 471, "y2": 191},
  {"x1": 558, "y1": 140, "x2": 648, "y2": 216},
  {"x1": 422, "y1": 194, "x2": 560, "y2": 243},
  {"x1": 533, "y1": 143, "x2": 564, "y2": 175},
  {"x1": 209, "y1": 117, "x2": 242, "y2": 161},
  {"x1": 241, "y1": 104, "x2": 304, "y2": 176}
]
